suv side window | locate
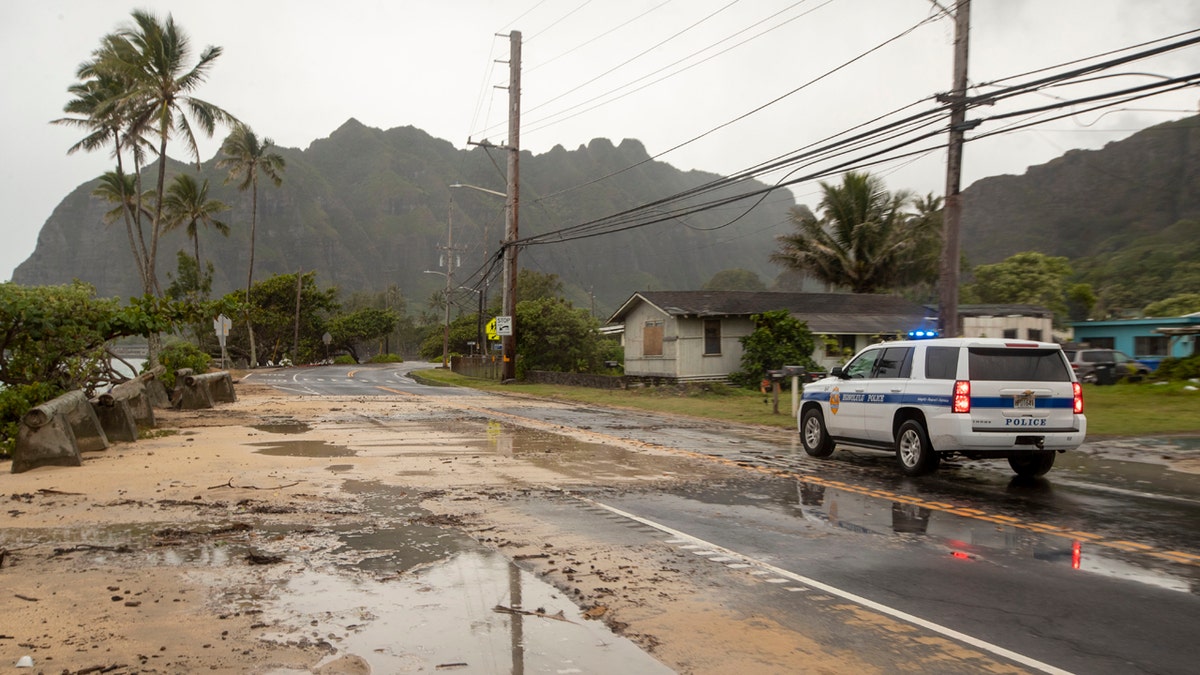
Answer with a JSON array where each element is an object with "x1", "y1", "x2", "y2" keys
[
  {"x1": 874, "y1": 346, "x2": 913, "y2": 378},
  {"x1": 843, "y1": 349, "x2": 881, "y2": 379},
  {"x1": 925, "y1": 346, "x2": 959, "y2": 380}
]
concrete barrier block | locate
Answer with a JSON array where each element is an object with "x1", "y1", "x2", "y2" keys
[
  {"x1": 12, "y1": 390, "x2": 108, "y2": 474},
  {"x1": 136, "y1": 365, "x2": 171, "y2": 409},
  {"x1": 178, "y1": 376, "x2": 215, "y2": 410},
  {"x1": 105, "y1": 380, "x2": 156, "y2": 428},
  {"x1": 91, "y1": 396, "x2": 138, "y2": 442}
]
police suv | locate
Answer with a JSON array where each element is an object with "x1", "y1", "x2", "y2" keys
[{"x1": 798, "y1": 337, "x2": 1086, "y2": 477}]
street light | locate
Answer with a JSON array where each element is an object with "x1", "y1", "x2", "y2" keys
[{"x1": 450, "y1": 183, "x2": 506, "y2": 198}]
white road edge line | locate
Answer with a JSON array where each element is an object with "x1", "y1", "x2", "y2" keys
[{"x1": 579, "y1": 496, "x2": 1074, "y2": 675}]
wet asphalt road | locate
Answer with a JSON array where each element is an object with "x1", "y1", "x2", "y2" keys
[{"x1": 252, "y1": 364, "x2": 1200, "y2": 674}]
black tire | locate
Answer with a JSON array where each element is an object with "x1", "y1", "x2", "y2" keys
[
  {"x1": 895, "y1": 419, "x2": 940, "y2": 476},
  {"x1": 800, "y1": 407, "x2": 835, "y2": 458},
  {"x1": 1008, "y1": 451, "x2": 1056, "y2": 478}
]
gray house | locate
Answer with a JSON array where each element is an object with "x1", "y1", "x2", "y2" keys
[{"x1": 607, "y1": 291, "x2": 934, "y2": 382}]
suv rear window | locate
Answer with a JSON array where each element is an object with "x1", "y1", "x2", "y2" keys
[{"x1": 968, "y1": 347, "x2": 1071, "y2": 382}]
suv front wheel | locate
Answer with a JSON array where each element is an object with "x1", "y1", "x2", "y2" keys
[
  {"x1": 896, "y1": 419, "x2": 940, "y2": 476},
  {"x1": 801, "y1": 408, "x2": 835, "y2": 458}
]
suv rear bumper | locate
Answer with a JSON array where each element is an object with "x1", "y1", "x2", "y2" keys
[{"x1": 928, "y1": 415, "x2": 1086, "y2": 452}]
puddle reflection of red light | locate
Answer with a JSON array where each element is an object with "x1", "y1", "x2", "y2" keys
[
  {"x1": 951, "y1": 551, "x2": 972, "y2": 560},
  {"x1": 1072, "y1": 540, "x2": 1082, "y2": 570}
]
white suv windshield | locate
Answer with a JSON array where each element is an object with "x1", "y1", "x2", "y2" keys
[{"x1": 968, "y1": 347, "x2": 1072, "y2": 381}]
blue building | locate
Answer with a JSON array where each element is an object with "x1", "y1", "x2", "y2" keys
[{"x1": 1070, "y1": 313, "x2": 1200, "y2": 366}]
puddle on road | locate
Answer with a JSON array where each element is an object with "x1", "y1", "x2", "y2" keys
[
  {"x1": 261, "y1": 551, "x2": 671, "y2": 675},
  {"x1": 253, "y1": 440, "x2": 357, "y2": 457},
  {"x1": 258, "y1": 479, "x2": 670, "y2": 673},
  {"x1": 2, "y1": 480, "x2": 669, "y2": 674}
]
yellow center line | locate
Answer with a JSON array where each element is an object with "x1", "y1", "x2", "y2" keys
[{"x1": 344, "y1": 386, "x2": 1199, "y2": 569}]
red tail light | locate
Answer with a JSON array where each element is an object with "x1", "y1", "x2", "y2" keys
[
  {"x1": 1073, "y1": 382, "x2": 1084, "y2": 414},
  {"x1": 952, "y1": 380, "x2": 971, "y2": 413}
]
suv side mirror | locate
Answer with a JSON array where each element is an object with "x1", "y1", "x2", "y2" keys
[{"x1": 831, "y1": 366, "x2": 848, "y2": 379}]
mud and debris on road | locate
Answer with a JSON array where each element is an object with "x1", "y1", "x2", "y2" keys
[
  {"x1": 0, "y1": 381, "x2": 808, "y2": 674},
  {"x1": 3, "y1": 377, "x2": 1198, "y2": 674}
]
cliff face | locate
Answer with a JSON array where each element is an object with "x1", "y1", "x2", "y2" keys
[
  {"x1": 961, "y1": 116, "x2": 1200, "y2": 264},
  {"x1": 13, "y1": 120, "x2": 791, "y2": 313},
  {"x1": 19, "y1": 115, "x2": 1199, "y2": 311}
]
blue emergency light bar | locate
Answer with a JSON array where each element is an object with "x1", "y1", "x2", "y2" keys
[{"x1": 907, "y1": 329, "x2": 939, "y2": 339}]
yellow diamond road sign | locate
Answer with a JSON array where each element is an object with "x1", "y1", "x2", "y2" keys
[{"x1": 486, "y1": 318, "x2": 499, "y2": 341}]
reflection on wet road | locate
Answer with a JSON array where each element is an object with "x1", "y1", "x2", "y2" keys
[{"x1": 255, "y1": 480, "x2": 671, "y2": 674}]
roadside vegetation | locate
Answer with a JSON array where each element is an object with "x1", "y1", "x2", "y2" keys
[{"x1": 413, "y1": 368, "x2": 1200, "y2": 438}]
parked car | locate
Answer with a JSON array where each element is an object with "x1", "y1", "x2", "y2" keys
[
  {"x1": 1062, "y1": 348, "x2": 1151, "y2": 384},
  {"x1": 798, "y1": 337, "x2": 1086, "y2": 478}
]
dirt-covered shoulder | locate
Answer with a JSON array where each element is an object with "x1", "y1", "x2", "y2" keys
[{"x1": 1, "y1": 382, "x2": 820, "y2": 674}]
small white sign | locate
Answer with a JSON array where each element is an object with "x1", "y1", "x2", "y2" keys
[
  {"x1": 495, "y1": 315, "x2": 513, "y2": 336},
  {"x1": 214, "y1": 314, "x2": 232, "y2": 349}
]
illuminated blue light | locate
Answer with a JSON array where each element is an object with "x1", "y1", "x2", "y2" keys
[{"x1": 907, "y1": 329, "x2": 940, "y2": 340}]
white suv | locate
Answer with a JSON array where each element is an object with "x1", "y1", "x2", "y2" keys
[{"x1": 798, "y1": 337, "x2": 1086, "y2": 477}]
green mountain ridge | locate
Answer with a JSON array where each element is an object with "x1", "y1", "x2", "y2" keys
[
  {"x1": 13, "y1": 119, "x2": 791, "y2": 316},
  {"x1": 14, "y1": 115, "x2": 1200, "y2": 316}
]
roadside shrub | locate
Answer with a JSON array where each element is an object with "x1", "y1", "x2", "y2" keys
[
  {"x1": 333, "y1": 354, "x2": 356, "y2": 365},
  {"x1": 369, "y1": 353, "x2": 404, "y2": 363},
  {"x1": 1154, "y1": 355, "x2": 1200, "y2": 381},
  {"x1": 155, "y1": 341, "x2": 212, "y2": 389}
]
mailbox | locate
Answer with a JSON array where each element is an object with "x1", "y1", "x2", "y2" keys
[{"x1": 782, "y1": 365, "x2": 807, "y2": 378}]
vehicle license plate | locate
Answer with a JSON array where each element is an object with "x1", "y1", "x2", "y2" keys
[{"x1": 1013, "y1": 391, "x2": 1035, "y2": 409}]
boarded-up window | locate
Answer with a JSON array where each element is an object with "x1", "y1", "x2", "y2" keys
[
  {"x1": 704, "y1": 319, "x2": 721, "y2": 355},
  {"x1": 643, "y1": 320, "x2": 664, "y2": 356}
]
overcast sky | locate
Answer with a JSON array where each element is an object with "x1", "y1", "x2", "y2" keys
[{"x1": 2, "y1": 0, "x2": 1198, "y2": 283}]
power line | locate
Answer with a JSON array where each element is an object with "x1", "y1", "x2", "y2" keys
[
  {"x1": 530, "y1": 9, "x2": 941, "y2": 204},
  {"x1": 520, "y1": 0, "x2": 830, "y2": 138}
]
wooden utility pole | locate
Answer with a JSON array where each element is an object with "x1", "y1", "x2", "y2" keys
[
  {"x1": 938, "y1": 0, "x2": 970, "y2": 338},
  {"x1": 441, "y1": 201, "x2": 454, "y2": 369},
  {"x1": 501, "y1": 30, "x2": 521, "y2": 381}
]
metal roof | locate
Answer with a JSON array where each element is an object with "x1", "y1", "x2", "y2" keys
[{"x1": 607, "y1": 290, "x2": 932, "y2": 334}]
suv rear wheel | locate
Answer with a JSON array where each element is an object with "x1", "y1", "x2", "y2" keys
[
  {"x1": 801, "y1": 408, "x2": 835, "y2": 458},
  {"x1": 896, "y1": 419, "x2": 940, "y2": 476},
  {"x1": 1008, "y1": 451, "x2": 1056, "y2": 478}
]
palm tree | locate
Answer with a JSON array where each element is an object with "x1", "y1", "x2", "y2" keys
[
  {"x1": 54, "y1": 74, "x2": 154, "y2": 291},
  {"x1": 770, "y1": 171, "x2": 938, "y2": 294},
  {"x1": 89, "y1": 9, "x2": 236, "y2": 296},
  {"x1": 217, "y1": 123, "x2": 285, "y2": 369},
  {"x1": 161, "y1": 173, "x2": 229, "y2": 273},
  {"x1": 92, "y1": 170, "x2": 155, "y2": 230}
]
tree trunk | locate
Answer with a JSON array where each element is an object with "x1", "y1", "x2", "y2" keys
[{"x1": 246, "y1": 175, "x2": 259, "y2": 369}]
